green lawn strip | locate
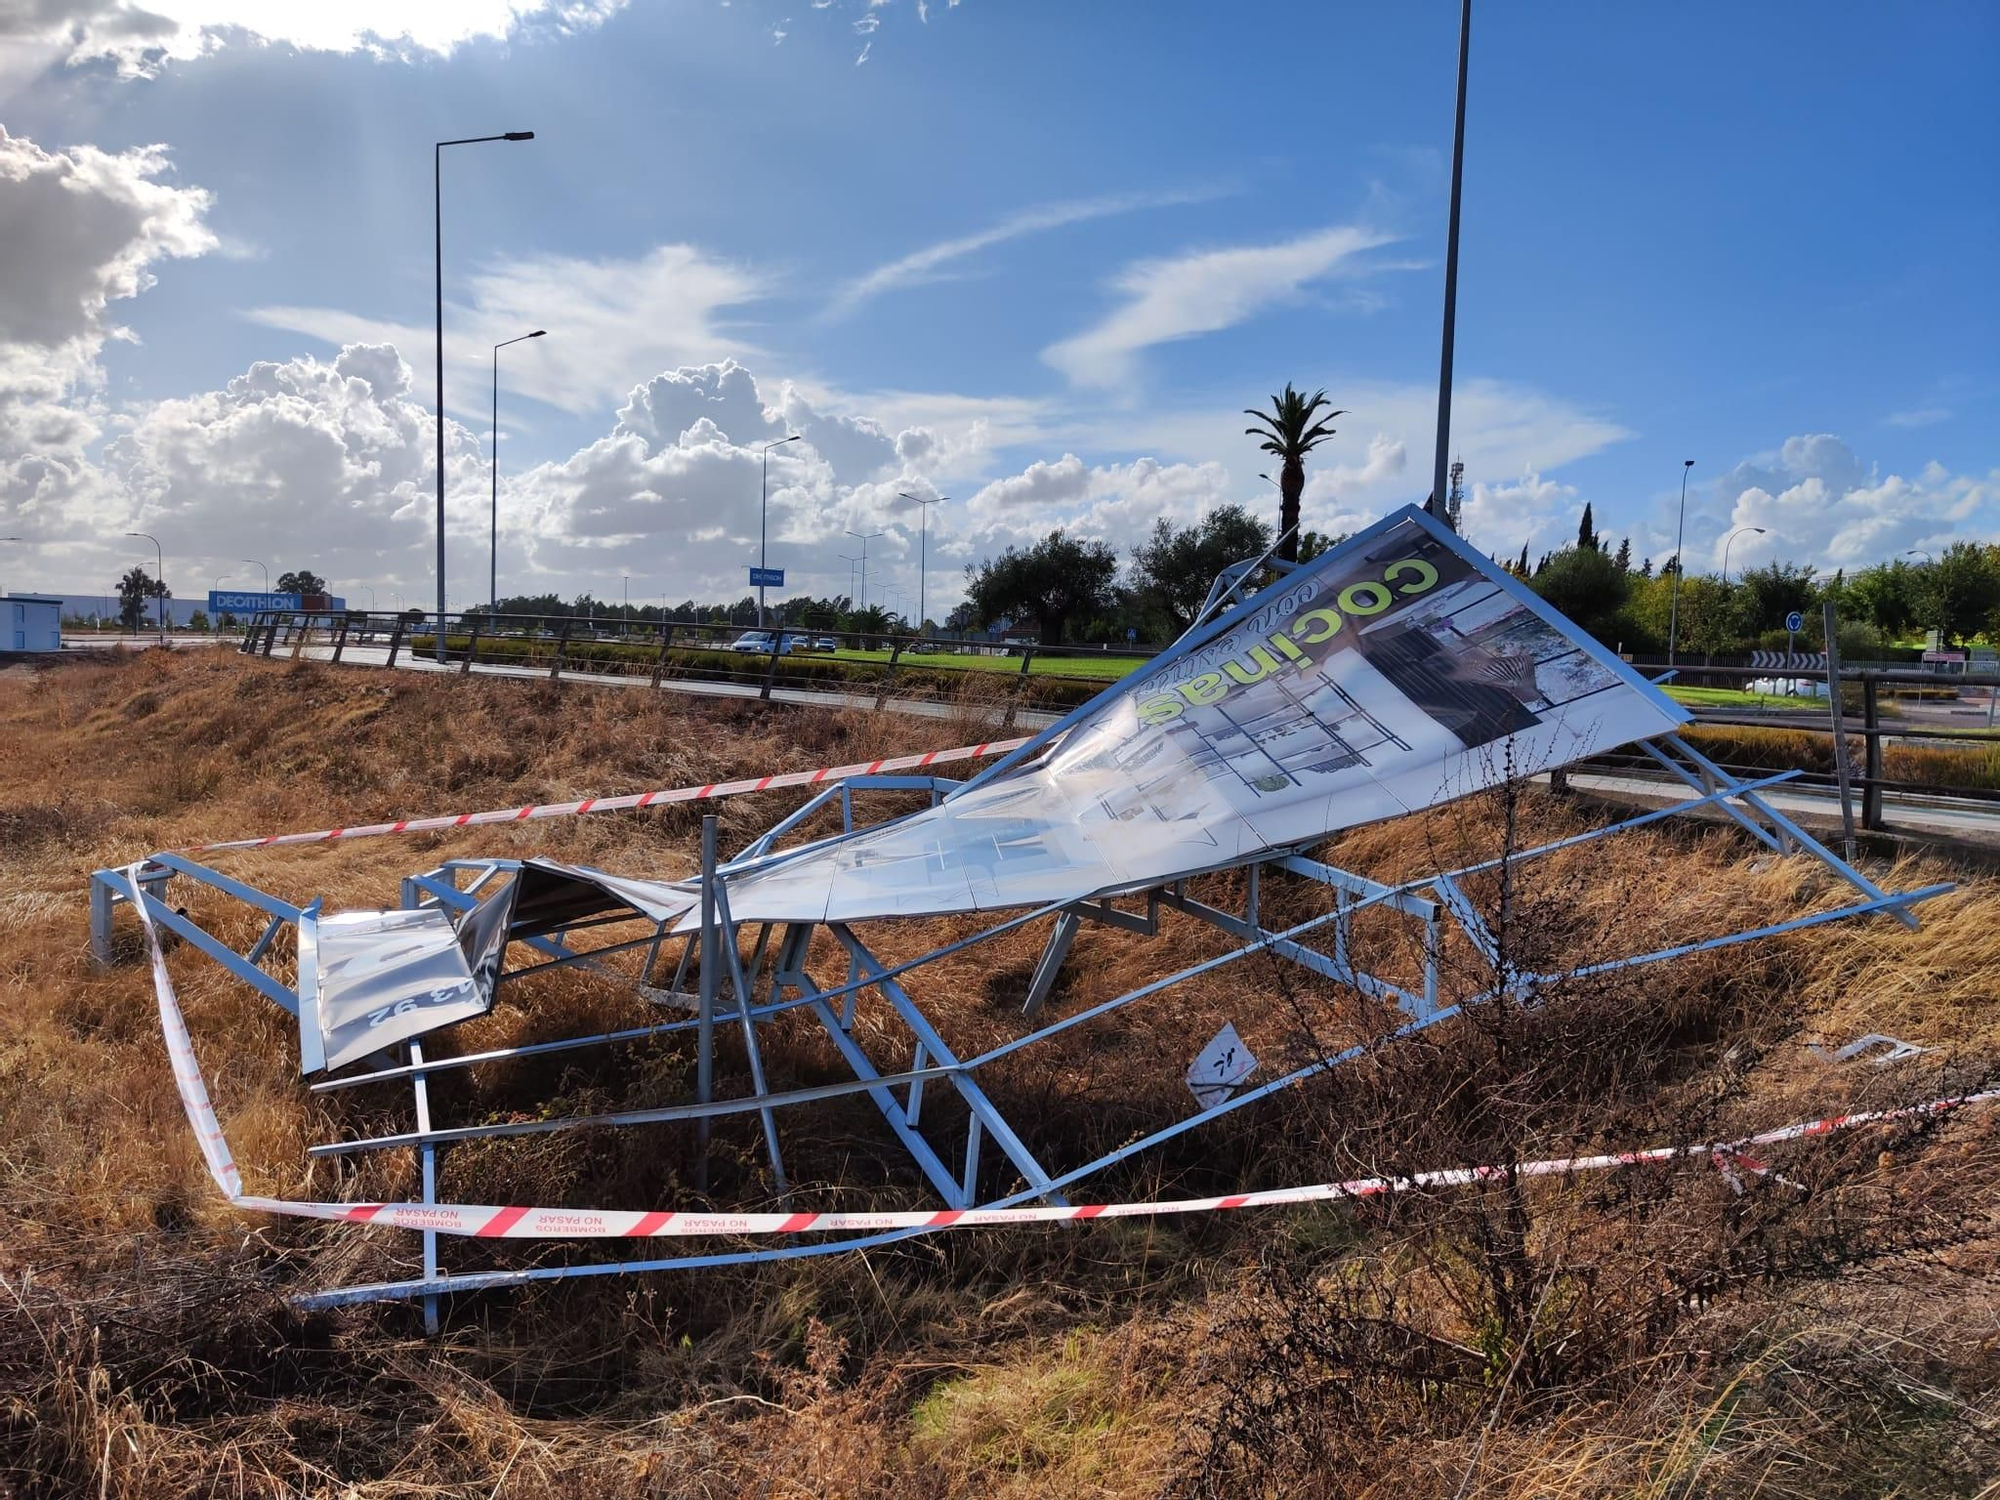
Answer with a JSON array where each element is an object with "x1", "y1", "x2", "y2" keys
[
  {"x1": 1660, "y1": 684, "x2": 1799, "y2": 710},
  {"x1": 828, "y1": 648, "x2": 1147, "y2": 680}
]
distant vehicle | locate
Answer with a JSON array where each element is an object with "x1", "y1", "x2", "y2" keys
[
  {"x1": 812, "y1": 636, "x2": 837, "y2": 651},
  {"x1": 728, "y1": 630, "x2": 806, "y2": 654}
]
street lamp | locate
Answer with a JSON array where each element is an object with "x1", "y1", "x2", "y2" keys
[
  {"x1": 1722, "y1": 526, "x2": 1767, "y2": 585},
  {"x1": 1905, "y1": 549, "x2": 1933, "y2": 564},
  {"x1": 897, "y1": 491, "x2": 945, "y2": 637},
  {"x1": 361, "y1": 585, "x2": 377, "y2": 613},
  {"x1": 436, "y1": 129, "x2": 535, "y2": 660},
  {"x1": 241, "y1": 559, "x2": 269, "y2": 596},
  {"x1": 837, "y1": 552, "x2": 862, "y2": 614},
  {"x1": 491, "y1": 328, "x2": 546, "y2": 611},
  {"x1": 126, "y1": 531, "x2": 164, "y2": 644},
  {"x1": 758, "y1": 434, "x2": 803, "y2": 626},
  {"x1": 1668, "y1": 459, "x2": 1694, "y2": 667},
  {"x1": 844, "y1": 528, "x2": 883, "y2": 613}
]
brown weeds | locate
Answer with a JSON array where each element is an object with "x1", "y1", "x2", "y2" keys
[{"x1": 1, "y1": 650, "x2": 1996, "y2": 1498}]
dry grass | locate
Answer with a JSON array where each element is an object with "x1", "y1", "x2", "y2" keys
[{"x1": 1, "y1": 649, "x2": 1997, "y2": 1498}]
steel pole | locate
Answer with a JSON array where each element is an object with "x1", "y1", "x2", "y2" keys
[
  {"x1": 1668, "y1": 459, "x2": 1693, "y2": 666},
  {"x1": 434, "y1": 143, "x2": 445, "y2": 662},
  {"x1": 490, "y1": 342, "x2": 498, "y2": 611},
  {"x1": 1430, "y1": 0, "x2": 1472, "y2": 519},
  {"x1": 759, "y1": 445, "x2": 768, "y2": 628}
]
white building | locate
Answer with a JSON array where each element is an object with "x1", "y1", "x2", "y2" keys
[{"x1": 4, "y1": 593, "x2": 62, "y2": 653}]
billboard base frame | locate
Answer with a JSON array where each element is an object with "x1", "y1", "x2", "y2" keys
[{"x1": 87, "y1": 736, "x2": 1951, "y2": 1323}]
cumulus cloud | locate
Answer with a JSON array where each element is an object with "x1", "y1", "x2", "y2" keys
[
  {"x1": 1043, "y1": 224, "x2": 1399, "y2": 388},
  {"x1": 0, "y1": 128, "x2": 215, "y2": 542},
  {"x1": 1, "y1": 0, "x2": 628, "y2": 79},
  {"x1": 108, "y1": 343, "x2": 484, "y2": 587},
  {"x1": 958, "y1": 452, "x2": 1236, "y2": 564},
  {"x1": 511, "y1": 359, "x2": 945, "y2": 602},
  {"x1": 1711, "y1": 433, "x2": 1996, "y2": 572}
]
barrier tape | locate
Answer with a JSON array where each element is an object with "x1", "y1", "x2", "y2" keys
[
  {"x1": 183, "y1": 735, "x2": 1034, "y2": 853},
  {"x1": 127, "y1": 866, "x2": 1996, "y2": 1244}
]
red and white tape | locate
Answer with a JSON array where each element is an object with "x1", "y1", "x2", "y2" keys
[
  {"x1": 128, "y1": 866, "x2": 1995, "y2": 1244},
  {"x1": 184, "y1": 735, "x2": 1034, "y2": 853}
]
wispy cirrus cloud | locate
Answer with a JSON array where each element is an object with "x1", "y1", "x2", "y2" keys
[
  {"x1": 1885, "y1": 406, "x2": 1952, "y2": 428},
  {"x1": 825, "y1": 187, "x2": 1218, "y2": 320},
  {"x1": 248, "y1": 242, "x2": 768, "y2": 417},
  {"x1": 1043, "y1": 223, "x2": 1401, "y2": 389}
]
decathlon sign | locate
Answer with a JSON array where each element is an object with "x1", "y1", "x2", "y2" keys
[{"x1": 209, "y1": 590, "x2": 346, "y2": 615}]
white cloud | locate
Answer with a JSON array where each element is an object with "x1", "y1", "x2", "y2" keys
[
  {"x1": 509, "y1": 359, "x2": 945, "y2": 602},
  {"x1": 959, "y1": 453, "x2": 1236, "y2": 565},
  {"x1": 827, "y1": 188, "x2": 1214, "y2": 319},
  {"x1": 248, "y1": 242, "x2": 769, "y2": 418},
  {"x1": 0, "y1": 128, "x2": 215, "y2": 543},
  {"x1": 1043, "y1": 224, "x2": 1399, "y2": 388},
  {"x1": 1712, "y1": 434, "x2": 1996, "y2": 572},
  {"x1": 1, "y1": 0, "x2": 628, "y2": 79},
  {"x1": 1885, "y1": 406, "x2": 1952, "y2": 428}
]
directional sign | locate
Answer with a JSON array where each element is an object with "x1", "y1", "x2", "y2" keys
[
  {"x1": 1750, "y1": 650, "x2": 1827, "y2": 671},
  {"x1": 1785, "y1": 610, "x2": 1804, "y2": 633},
  {"x1": 748, "y1": 567, "x2": 785, "y2": 589}
]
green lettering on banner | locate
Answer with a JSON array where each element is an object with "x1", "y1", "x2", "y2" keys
[
  {"x1": 1292, "y1": 607, "x2": 1344, "y2": 645},
  {"x1": 1385, "y1": 557, "x2": 1439, "y2": 595},
  {"x1": 1337, "y1": 581, "x2": 1393, "y2": 617},
  {"x1": 1222, "y1": 644, "x2": 1285, "y2": 686},
  {"x1": 1178, "y1": 673, "x2": 1228, "y2": 707}
]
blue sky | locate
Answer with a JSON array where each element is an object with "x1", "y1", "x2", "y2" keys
[{"x1": 1, "y1": 1, "x2": 1993, "y2": 614}]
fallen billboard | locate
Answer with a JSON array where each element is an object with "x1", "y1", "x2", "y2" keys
[{"x1": 711, "y1": 504, "x2": 1689, "y2": 924}]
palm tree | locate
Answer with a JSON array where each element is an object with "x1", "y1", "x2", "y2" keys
[{"x1": 1244, "y1": 384, "x2": 1345, "y2": 563}]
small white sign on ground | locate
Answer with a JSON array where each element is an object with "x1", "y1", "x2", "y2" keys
[{"x1": 1188, "y1": 1022, "x2": 1258, "y2": 1111}]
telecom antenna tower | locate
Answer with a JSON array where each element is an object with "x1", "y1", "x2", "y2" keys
[{"x1": 1446, "y1": 457, "x2": 1465, "y2": 534}]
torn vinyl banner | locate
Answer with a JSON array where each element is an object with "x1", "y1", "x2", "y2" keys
[
  {"x1": 298, "y1": 859, "x2": 698, "y2": 1073},
  {"x1": 708, "y1": 504, "x2": 1689, "y2": 926}
]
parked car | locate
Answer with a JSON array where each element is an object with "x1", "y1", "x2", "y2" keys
[{"x1": 812, "y1": 635, "x2": 838, "y2": 651}]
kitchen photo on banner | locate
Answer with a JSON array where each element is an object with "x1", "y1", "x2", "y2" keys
[{"x1": 711, "y1": 504, "x2": 1688, "y2": 926}]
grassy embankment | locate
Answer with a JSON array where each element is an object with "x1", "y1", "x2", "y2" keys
[{"x1": 1, "y1": 649, "x2": 1996, "y2": 1498}]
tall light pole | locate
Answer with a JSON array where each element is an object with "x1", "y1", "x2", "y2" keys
[
  {"x1": 758, "y1": 434, "x2": 803, "y2": 626},
  {"x1": 1430, "y1": 0, "x2": 1473, "y2": 521},
  {"x1": 838, "y1": 553, "x2": 862, "y2": 614},
  {"x1": 844, "y1": 528, "x2": 882, "y2": 613},
  {"x1": 362, "y1": 585, "x2": 377, "y2": 612},
  {"x1": 437, "y1": 130, "x2": 535, "y2": 660},
  {"x1": 491, "y1": 328, "x2": 546, "y2": 611},
  {"x1": 897, "y1": 491, "x2": 945, "y2": 636},
  {"x1": 1905, "y1": 549, "x2": 1932, "y2": 564},
  {"x1": 1667, "y1": 459, "x2": 1695, "y2": 667},
  {"x1": 1722, "y1": 525, "x2": 1766, "y2": 585},
  {"x1": 240, "y1": 559, "x2": 269, "y2": 596},
  {"x1": 126, "y1": 531, "x2": 164, "y2": 644}
]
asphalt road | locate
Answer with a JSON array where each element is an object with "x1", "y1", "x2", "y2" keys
[
  {"x1": 283, "y1": 640, "x2": 1064, "y2": 730},
  {"x1": 1557, "y1": 769, "x2": 1998, "y2": 841}
]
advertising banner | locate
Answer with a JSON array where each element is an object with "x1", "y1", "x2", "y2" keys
[
  {"x1": 709, "y1": 505, "x2": 1689, "y2": 926},
  {"x1": 208, "y1": 590, "x2": 347, "y2": 615}
]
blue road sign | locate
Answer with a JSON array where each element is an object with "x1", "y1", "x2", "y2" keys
[
  {"x1": 749, "y1": 567, "x2": 785, "y2": 588},
  {"x1": 1785, "y1": 610, "x2": 1804, "y2": 633},
  {"x1": 1126, "y1": 627, "x2": 1137, "y2": 642}
]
